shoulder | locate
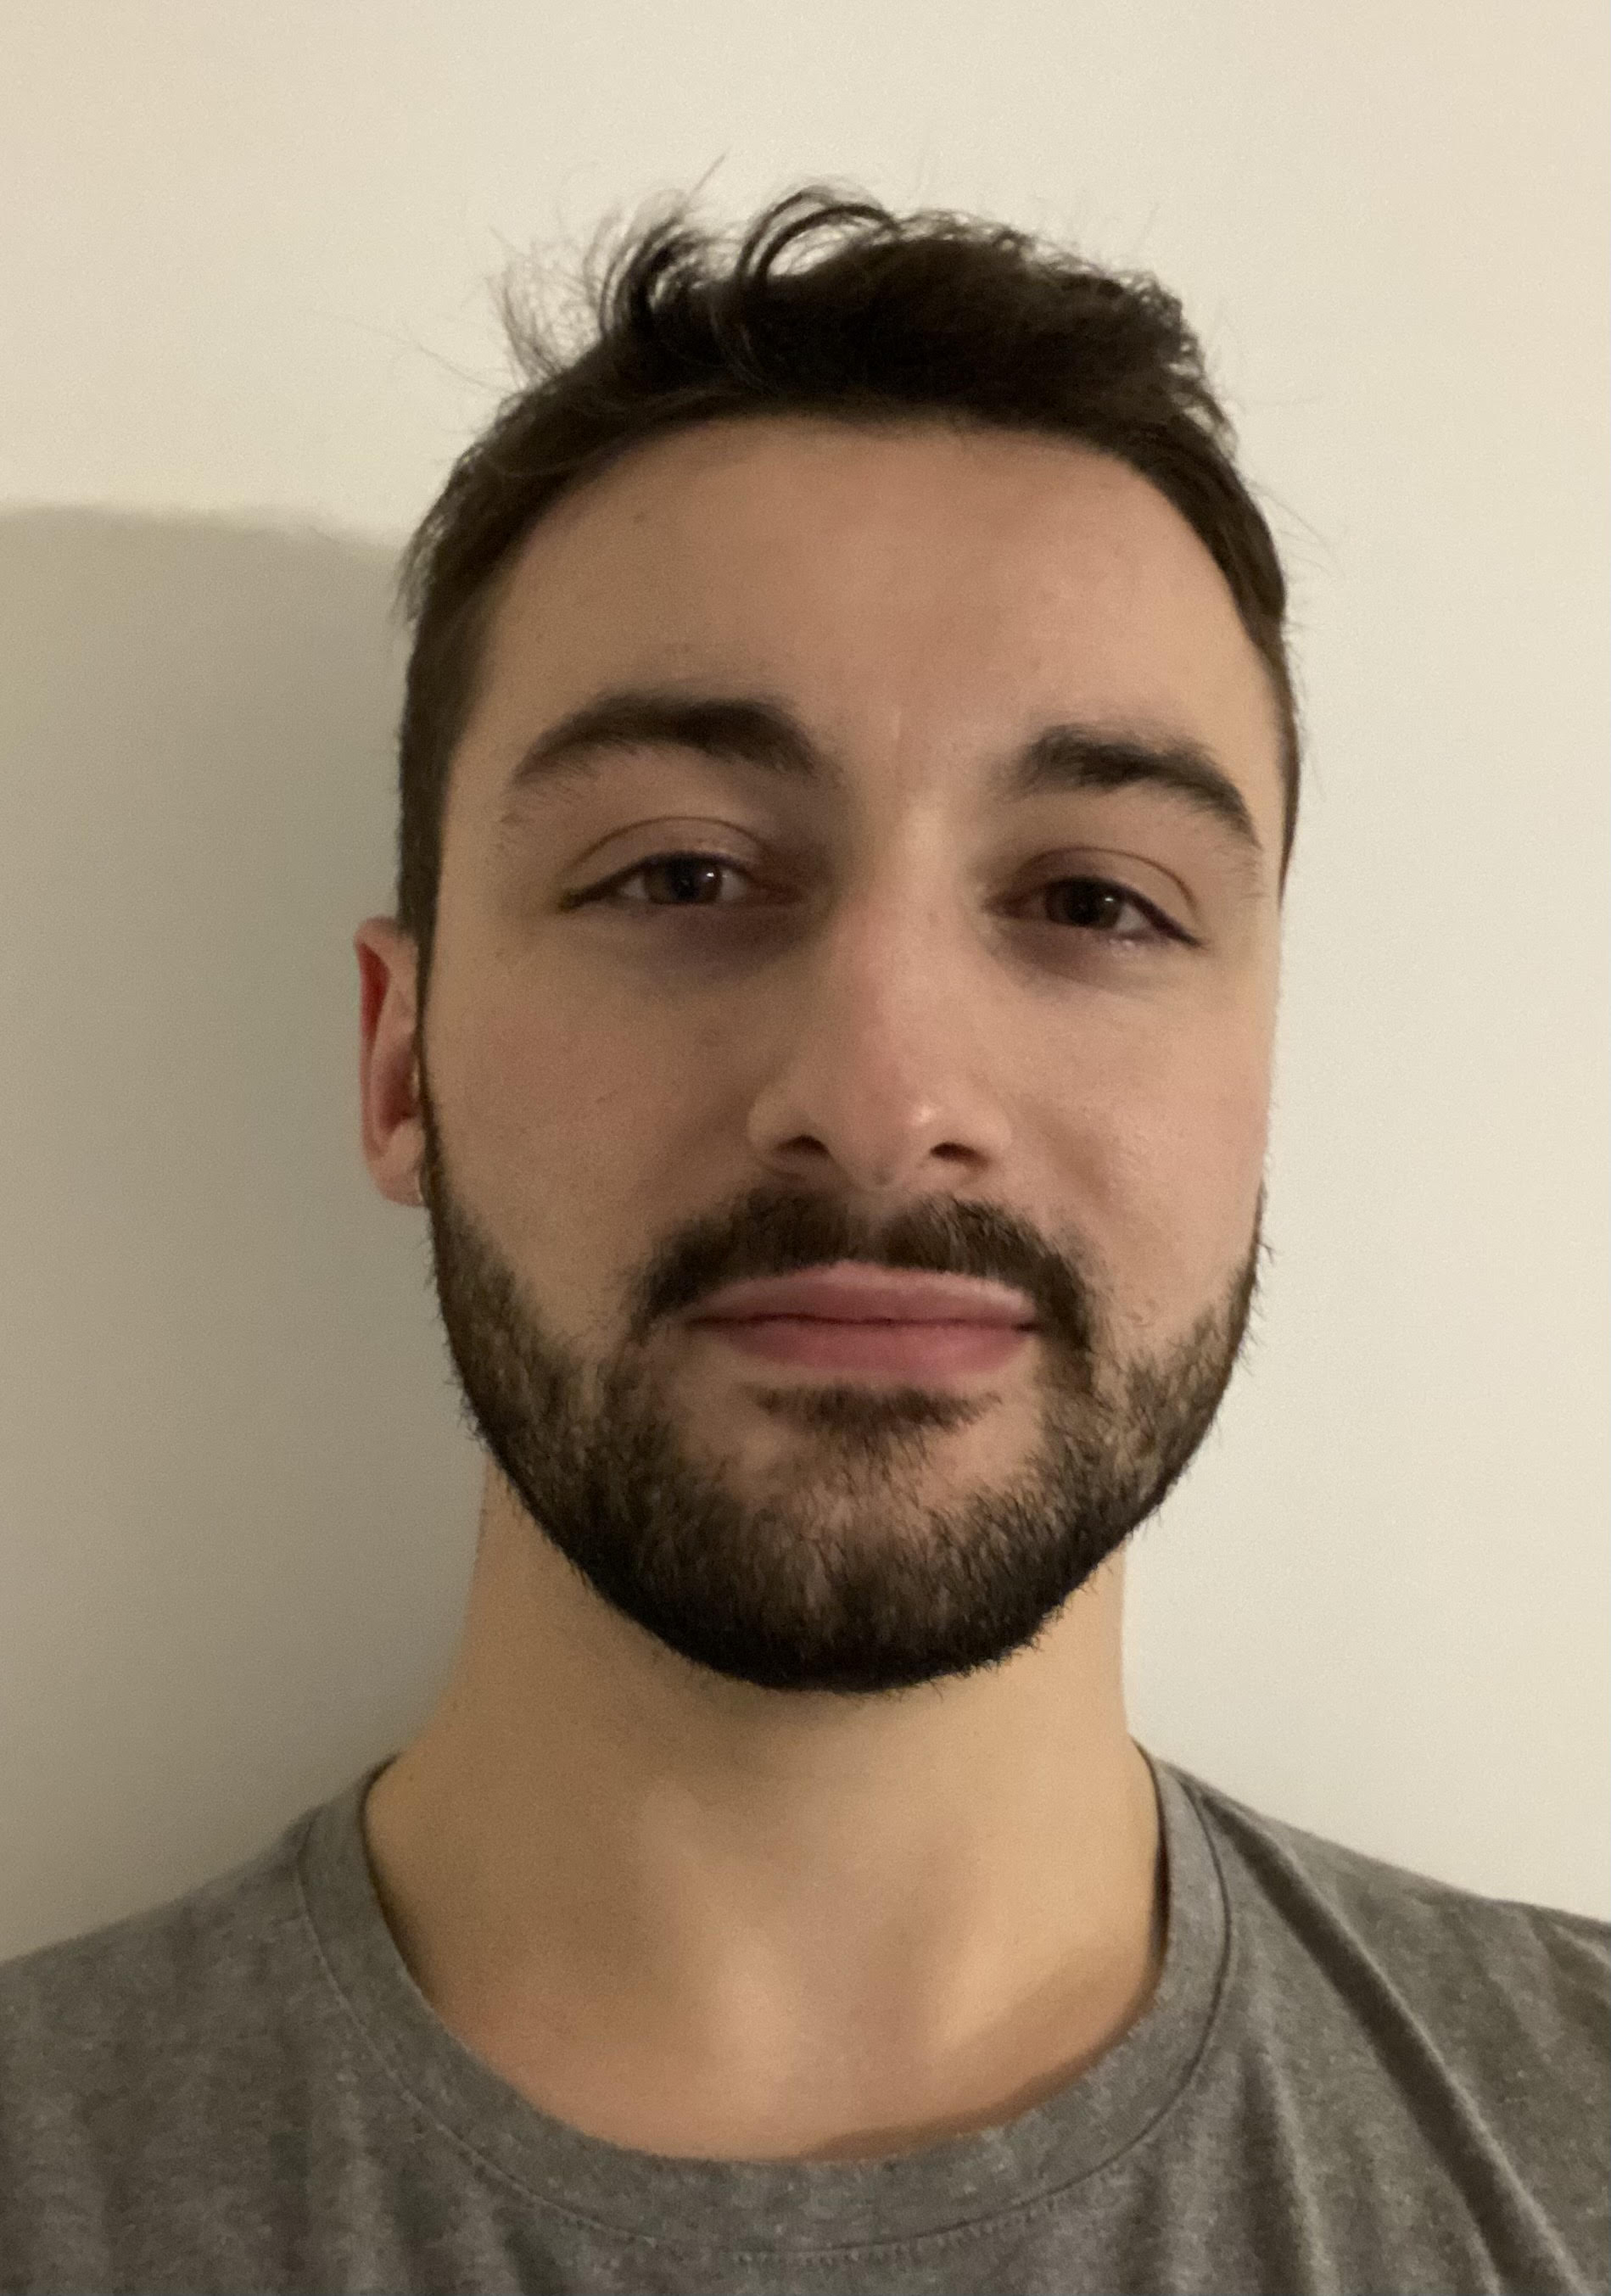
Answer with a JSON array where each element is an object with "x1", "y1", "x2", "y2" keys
[
  {"x1": 0, "y1": 1809, "x2": 318, "y2": 2140},
  {"x1": 1172, "y1": 1760, "x2": 1609, "y2": 2069},
  {"x1": 0, "y1": 1805, "x2": 342, "y2": 2291}
]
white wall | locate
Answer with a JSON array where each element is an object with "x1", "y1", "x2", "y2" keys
[{"x1": 1, "y1": 0, "x2": 1605, "y2": 1956}]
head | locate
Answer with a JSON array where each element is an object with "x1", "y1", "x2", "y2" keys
[{"x1": 356, "y1": 186, "x2": 1295, "y2": 1701}]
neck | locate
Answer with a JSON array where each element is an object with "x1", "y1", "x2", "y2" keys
[{"x1": 361, "y1": 1472, "x2": 1166, "y2": 2161}]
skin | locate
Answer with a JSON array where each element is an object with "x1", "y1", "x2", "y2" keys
[{"x1": 353, "y1": 415, "x2": 1285, "y2": 2163}]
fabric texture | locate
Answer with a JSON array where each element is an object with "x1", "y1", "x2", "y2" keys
[{"x1": 0, "y1": 1744, "x2": 1604, "y2": 2296}]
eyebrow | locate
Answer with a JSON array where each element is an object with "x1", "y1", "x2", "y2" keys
[{"x1": 497, "y1": 688, "x2": 1266, "y2": 891}]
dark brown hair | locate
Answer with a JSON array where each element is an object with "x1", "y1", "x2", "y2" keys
[{"x1": 394, "y1": 183, "x2": 1301, "y2": 1019}]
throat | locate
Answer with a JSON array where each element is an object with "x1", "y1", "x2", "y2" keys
[{"x1": 426, "y1": 1877, "x2": 1167, "y2": 2165}]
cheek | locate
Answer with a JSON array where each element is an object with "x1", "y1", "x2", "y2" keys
[
  {"x1": 1077, "y1": 1017, "x2": 1272, "y2": 1324},
  {"x1": 1158, "y1": 1026, "x2": 1273, "y2": 1295},
  {"x1": 451, "y1": 995, "x2": 703, "y2": 1276}
]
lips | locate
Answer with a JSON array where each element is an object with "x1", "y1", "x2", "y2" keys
[{"x1": 690, "y1": 1267, "x2": 1037, "y2": 1327}]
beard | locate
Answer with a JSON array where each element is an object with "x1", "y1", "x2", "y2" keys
[{"x1": 413, "y1": 1053, "x2": 1267, "y2": 1699}]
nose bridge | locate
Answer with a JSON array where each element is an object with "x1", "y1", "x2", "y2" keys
[
  {"x1": 772, "y1": 676, "x2": 1025, "y2": 1031},
  {"x1": 769, "y1": 796, "x2": 1021, "y2": 1126},
  {"x1": 817, "y1": 785, "x2": 975, "y2": 996},
  {"x1": 740, "y1": 728, "x2": 1032, "y2": 1189},
  {"x1": 828, "y1": 691, "x2": 979, "y2": 904},
  {"x1": 744, "y1": 811, "x2": 1021, "y2": 1198}
]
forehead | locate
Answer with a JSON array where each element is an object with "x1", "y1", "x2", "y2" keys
[{"x1": 465, "y1": 416, "x2": 1284, "y2": 846}]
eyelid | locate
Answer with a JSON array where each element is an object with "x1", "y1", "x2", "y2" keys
[
  {"x1": 565, "y1": 848, "x2": 1194, "y2": 947},
  {"x1": 562, "y1": 824, "x2": 1185, "y2": 908}
]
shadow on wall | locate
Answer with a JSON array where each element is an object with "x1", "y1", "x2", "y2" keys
[{"x1": 0, "y1": 509, "x2": 478, "y2": 1961}]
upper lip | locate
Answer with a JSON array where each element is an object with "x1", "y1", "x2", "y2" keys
[{"x1": 690, "y1": 1266, "x2": 1038, "y2": 1326}]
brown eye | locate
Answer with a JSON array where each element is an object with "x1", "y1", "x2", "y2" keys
[
  {"x1": 615, "y1": 855, "x2": 745, "y2": 907},
  {"x1": 568, "y1": 852, "x2": 1189, "y2": 950},
  {"x1": 565, "y1": 852, "x2": 756, "y2": 911},
  {"x1": 1033, "y1": 876, "x2": 1183, "y2": 945}
]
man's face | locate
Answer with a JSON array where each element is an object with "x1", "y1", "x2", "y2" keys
[{"x1": 380, "y1": 416, "x2": 1284, "y2": 1697}]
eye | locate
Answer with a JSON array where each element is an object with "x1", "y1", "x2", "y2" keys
[{"x1": 565, "y1": 851, "x2": 1191, "y2": 949}]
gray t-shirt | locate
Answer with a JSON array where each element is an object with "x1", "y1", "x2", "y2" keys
[{"x1": 0, "y1": 1746, "x2": 1604, "y2": 2295}]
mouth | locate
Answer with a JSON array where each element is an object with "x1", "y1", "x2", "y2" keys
[{"x1": 694, "y1": 1314, "x2": 1035, "y2": 1379}]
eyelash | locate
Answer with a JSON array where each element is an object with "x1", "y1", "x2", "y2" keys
[{"x1": 568, "y1": 851, "x2": 1191, "y2": 951}]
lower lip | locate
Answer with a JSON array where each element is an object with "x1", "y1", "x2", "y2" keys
[{"x1": 695, "y1": 1316, "x2": 1034, "y2": 1377}]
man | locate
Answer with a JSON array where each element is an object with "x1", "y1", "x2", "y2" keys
[{"x1": 0, "y1": 186, "x2": 1604, "y2": 2296}]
